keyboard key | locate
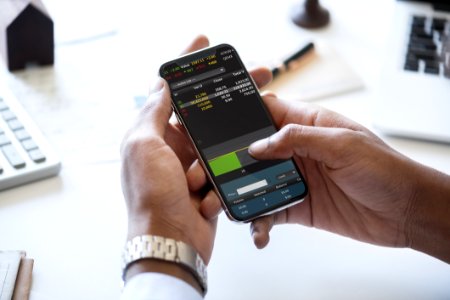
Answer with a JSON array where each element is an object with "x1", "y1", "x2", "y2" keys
[
  {"x1": 1, "y1": 110, "x2": 15, "y2": 121},
  {"x1": 412, "y1": 16, "x2": 426, "y2": 28},
  {"x1": 0, "y1": 133, "x2": 10, "y2": 146},
  {"x1": 445, "y1": 68, "x2": 450, "y2": 78},
  {"x1": 407, "y1": 49, "x2": 438, "y2": 61},
  {"x1": 405, "y1": 16, "x2": 448, "y2": 77},
  {"x1": 14, "y1": 129, "x2": 30, "y2": 141},
  {"x1": 410, "y1": 27, "x2": 433, "y2": 39},
  {"x1": 1, "y1": 144, "x2": 26, "y2": 169},
  {"x1": 410, "y1": 36, "x2": 437, "y2": 47},
  {"x1": 28, "y1": 148, "x2": 46, "y2": 163},
  {"x1": 408, "y1": 42, "x2": 437, "y2": 51},
  {"x1": 404, "y1": 59, "x2": 419, "y2": 72},
  {"x1": 424, "y1": 60, "x2": 440, "y2": 74},
  {"x1": 432, "y1": 18, "x2": 446, "y2": 32},
  {"x1": 7, "y1": 119, "x2": 24, "y2": 131},
  {"x1": 445, "y1": 52, "x2": 450, "y2": 77},
  {"x1": 21, "y1": 138, "x2": 38, "y2": 151}
]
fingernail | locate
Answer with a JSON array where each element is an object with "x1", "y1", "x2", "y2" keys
[
  {"x1": 249, "y1": 138, "x2": 268, "y2": 154},
  {"x1": 250, "y1": 222, "x2": 260, "y2": 237},
  {"x1": 250, "y1": 226, "x2": 260, "y2": 247}
]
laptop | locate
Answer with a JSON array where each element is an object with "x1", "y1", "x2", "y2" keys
[{"x1": 374, "y1": 0, "x2": 450, "y2": 143}]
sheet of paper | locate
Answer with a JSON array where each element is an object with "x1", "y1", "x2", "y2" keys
[{"x1": 263, "y1": 42, "x2": 364, "y2": 101}]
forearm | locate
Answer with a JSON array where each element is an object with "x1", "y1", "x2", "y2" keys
[{"x1": 407, "y1": 166, "x2": 450, "y2": 263}]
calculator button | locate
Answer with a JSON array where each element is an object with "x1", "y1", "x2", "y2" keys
[
  {"x1": 1, "y1": 110, "x2": 16, "y2": 121},
  {"x1": 28, "y1": 148, "x2": 46, "y2": 163},
  {"x1": 8, "y1": 118, "x2": 24, "y2": 131},
  {"x1": 14, "y1": 129, "x2": 30, "y2": 141},
  {"x1": 0, "y1": 133, "x2": 10, "y2": 146},
  {"x1": 0, "y1": 101, "x2": 8, "y2": 111},
  {"x1": 1, "y1": 144, "x2": 26, "y2": 169},
  {"x1": 21, "y1": 139, "x2": 38, "y2": 151}
]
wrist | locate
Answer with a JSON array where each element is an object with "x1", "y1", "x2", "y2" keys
[
  {"x1": 406, "y1": 166, "x2": 450, "y2": 263},
  {"x1": 122, "y1": 234, "x2": 208, "y2": 295},
  {"x1": 126, "y1": 212, "x2": 209, "y2": 264},
  {"x1": 127, "y1": 213, "x2": 190, "y2": 245},
  {"x1": 125, "y1": 259, "x2": 203, "y2": 295}
]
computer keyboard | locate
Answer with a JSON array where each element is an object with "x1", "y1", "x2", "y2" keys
[
  {"x1": 0, "y1": 83, "x2": 61, "y2": 192},
  {"x1": 404, "y1": 15, "x2": 450, "y2": 77}
]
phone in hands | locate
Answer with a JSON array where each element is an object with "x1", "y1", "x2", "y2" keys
[{"x1": 160, "y1": 44, "x2": 308, "y2": 222}]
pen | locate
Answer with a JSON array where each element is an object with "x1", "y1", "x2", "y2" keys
[{"x1": 271, "y1": 42, "x2": 315, "y2": 78}]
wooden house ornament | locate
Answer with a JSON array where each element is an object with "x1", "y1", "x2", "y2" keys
[{"x1": 0, "y1": 0, "x2": 54, "y2": 71}]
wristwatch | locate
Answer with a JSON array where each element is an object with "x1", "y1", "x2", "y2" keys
[{"x1": 122, "y1": 235, "x2": 207, "y2": 295}]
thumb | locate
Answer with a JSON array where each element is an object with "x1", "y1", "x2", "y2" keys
[
  {"x1": 140, "y1": 79, "x2": 173, "y2": 137},
  {"x1": 249, "y1": 124, "x2": 354, "y2": 169}
]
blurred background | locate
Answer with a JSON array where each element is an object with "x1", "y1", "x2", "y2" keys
[{"x1": 1, "y1": 0, "x2": 450, "y2": 299}]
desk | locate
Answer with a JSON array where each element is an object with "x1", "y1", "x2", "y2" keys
[{"x1": 0, "y1": 0, "x2": 449, "y2": 299}]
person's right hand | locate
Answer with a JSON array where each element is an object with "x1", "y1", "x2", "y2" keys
[{"x1": 247, "y1": 93, "x2": 450, "y2": 262}]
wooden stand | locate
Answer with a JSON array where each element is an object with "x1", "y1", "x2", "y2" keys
[
  {"x1": 0, "y1": 0, "x2": 54, "y2": 71},
  {"x1": 291, "y1": 0, "x2": 330, "y2": 29}
]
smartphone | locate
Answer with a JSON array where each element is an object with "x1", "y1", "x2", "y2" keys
[{"x1": 160, "y1": 44, "x2": 308, "y2": 222}]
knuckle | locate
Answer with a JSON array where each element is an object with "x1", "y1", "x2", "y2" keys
[
  {"x1": 120, "y1": 131, "x2": 162, "y2": 159},
  {"x1": 120, "y1": 134, "x2": 142, "y2": 158},
  {"x1": 337, "y1": 128, "x2": 363, "y2": 145},
  {"x1": 282, "y1": 124, "x2": 303, "y2": 144},
  {"x1": 329, "y1": 129, "x2": 364, "y2": 157},
  {"x1": 262, "y1": 91, "x2": 277, "y2": 98},
  {"x1": 140, "y1": 94, "x2": 159, "y2": 115},
  {"x1": 263, "y1": 124, "x2": 304, "y2": 158},
  {"x1": 202, "y1": 192, "x2": 222, "y2": 219},
  {"x1": 209, "y1": 192, "x2": 221, "y2": 208}
]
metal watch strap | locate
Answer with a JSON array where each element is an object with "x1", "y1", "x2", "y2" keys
[{"x1": 122, "y1": 235, "x2": 207, "y2": 295}]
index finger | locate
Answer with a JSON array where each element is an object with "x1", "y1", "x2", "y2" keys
[
  {"x1": 180, "y1": 35, "x2": 210, "y2": 55},
  {"x1": 249, "y1": 67, "x2": 272, "y2": 89}
]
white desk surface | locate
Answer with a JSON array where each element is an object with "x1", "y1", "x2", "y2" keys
[{"x1": 0, "y1": 0, "x2": 449, "y2": 299}]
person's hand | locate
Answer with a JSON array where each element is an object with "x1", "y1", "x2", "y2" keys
[
  {"x1": 121, "y1": 35, "x2": 217, "y2": 264},
  {"x1": 246, "y1": 92, "x2": 450, "y2": 262},
  {"x1": 120, "y1": 35, "x2": 277, "y2": 290},
  {"x1": 121, "y1": 34, "x2": 273, "y2": 258},
  {"x1": 120, "y1": 37, "x2": 222, "y2": 293}
]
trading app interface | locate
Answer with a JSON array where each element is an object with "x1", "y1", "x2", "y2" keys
[{"x1": 161, "y1": 45, "x2": 307, "y2": 220}]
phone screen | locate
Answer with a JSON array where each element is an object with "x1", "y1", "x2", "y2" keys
[{"x1": 160, "y1": 44, "x2": 307, "y2": 221}]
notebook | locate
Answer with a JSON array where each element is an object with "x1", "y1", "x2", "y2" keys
[
  {"x1": 263, "y1": 42, "x2": 364, "y2": 102},
  {"x1": 0, "y1": 251, "x2": 33, "y2": 300},
  {"x1": 374, "y1": 0, "x2": 450, "y2": 143}
]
